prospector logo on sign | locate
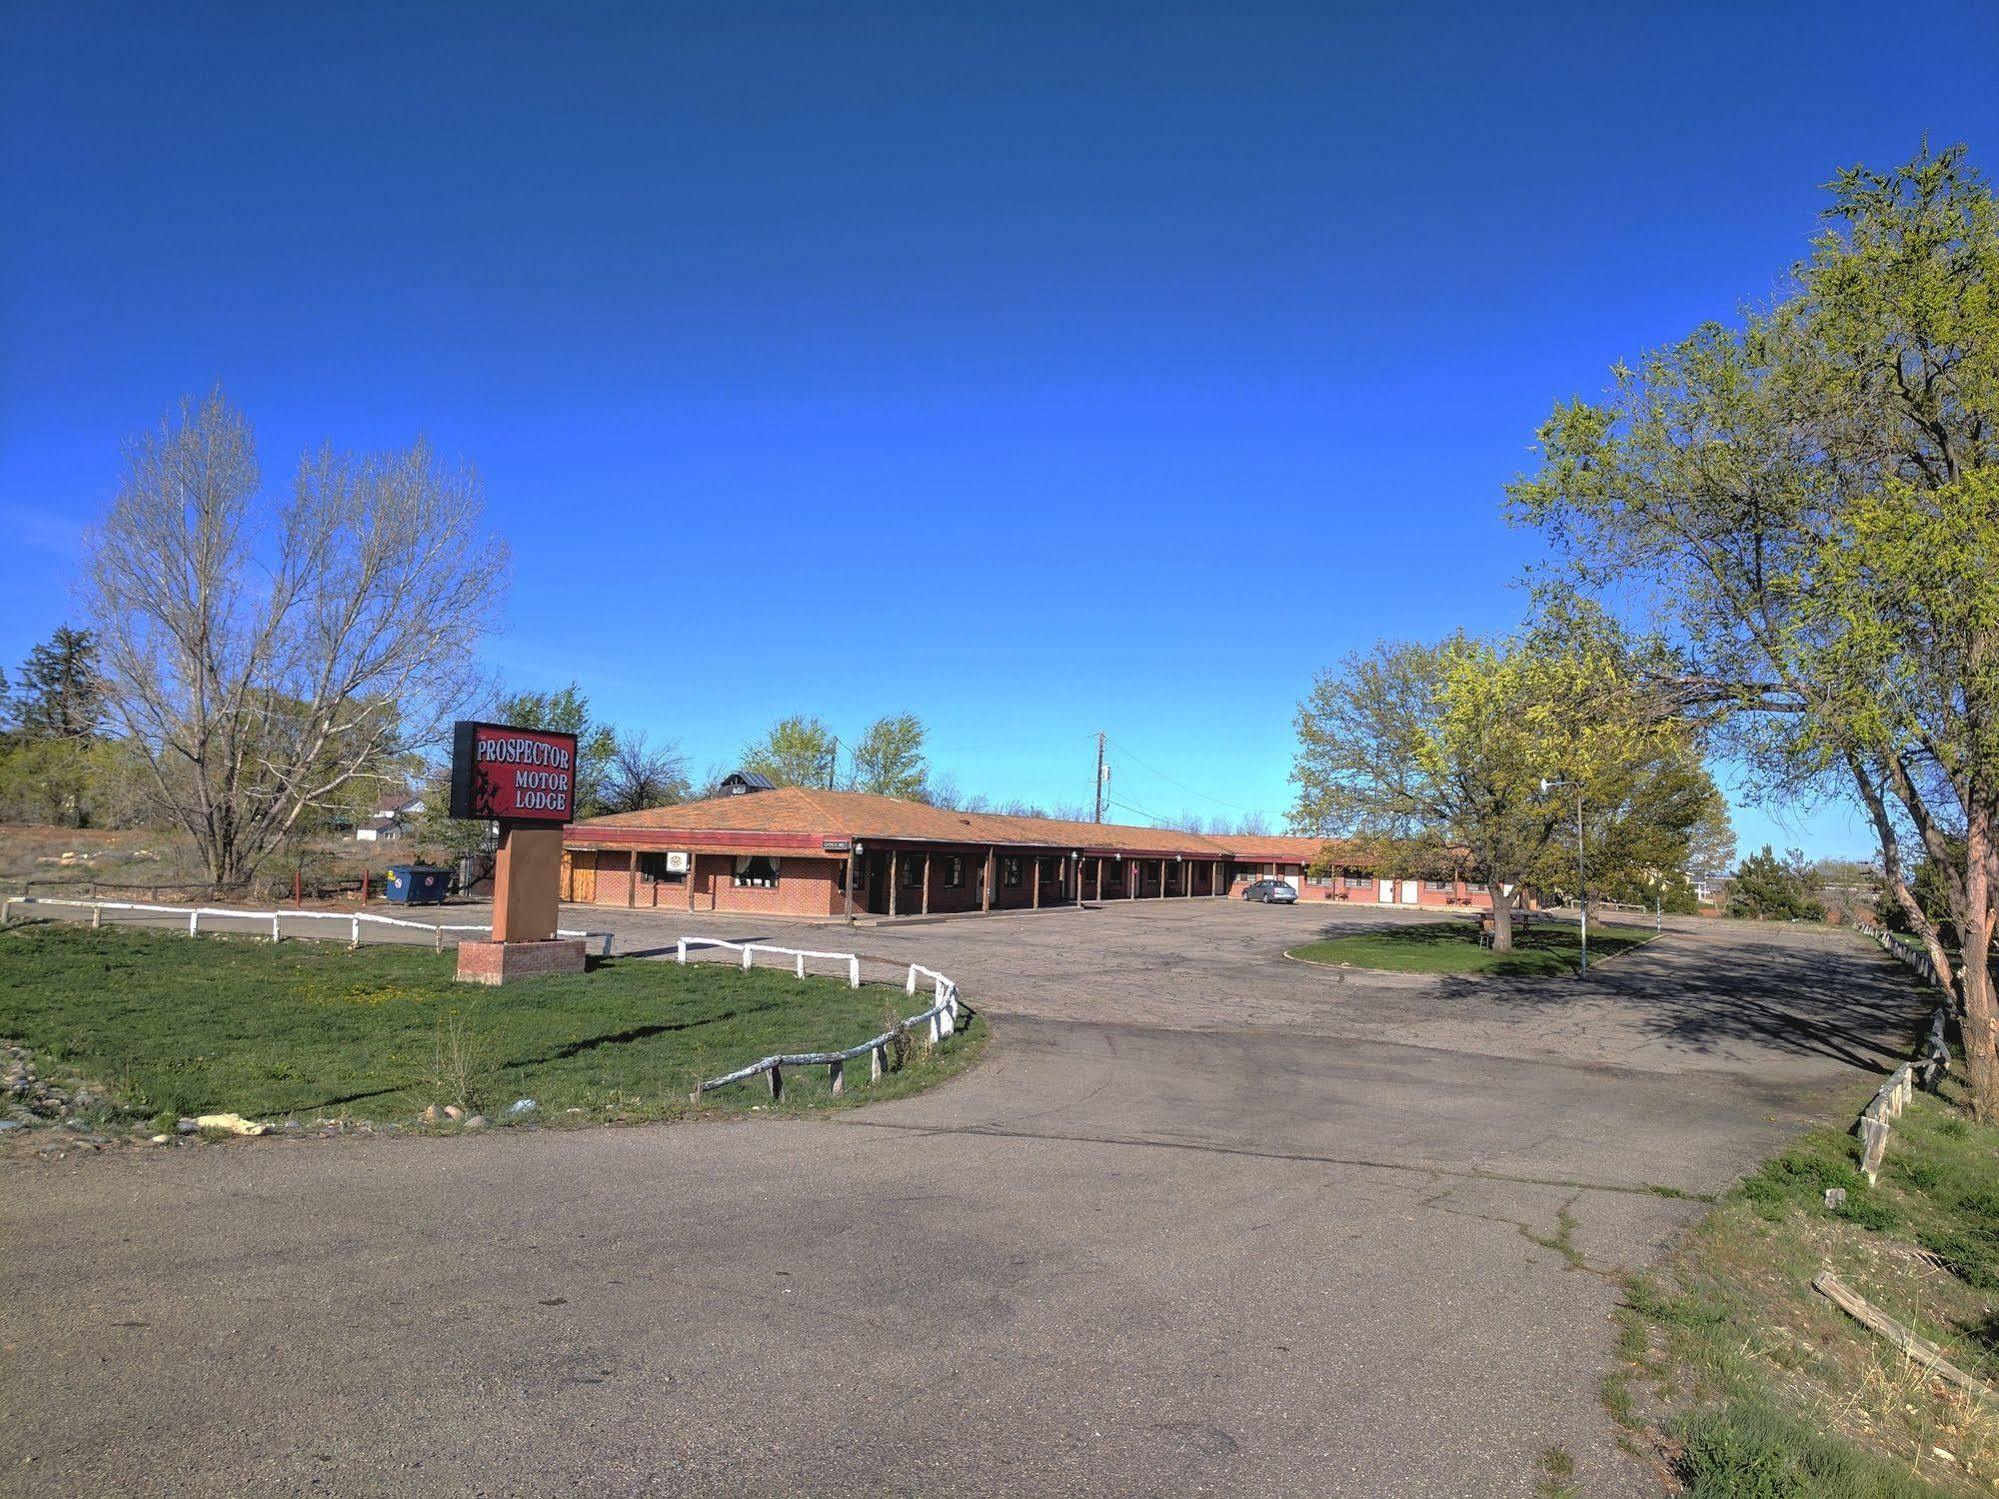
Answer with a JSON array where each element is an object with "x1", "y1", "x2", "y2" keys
[{"x1": 449, "y1": 721, "x2": 579, "y2": 822}]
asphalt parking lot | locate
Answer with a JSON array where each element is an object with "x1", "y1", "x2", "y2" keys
[{"x1": 1, "y1": 900, "x2": 1929, "y2": 1496}]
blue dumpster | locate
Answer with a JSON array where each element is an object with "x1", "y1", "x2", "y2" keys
[{"x1": 385, "y1": 865, "x2": 450, "y2": 905}]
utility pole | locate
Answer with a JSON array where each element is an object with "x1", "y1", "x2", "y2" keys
[
  {"x1": 1574, "y1": 784, "x2": 1588, "y2": 973},
  {"x1": 1540, "y1": 777, "x2": 1589, "y2": 974},
  {"x1": 1093, "y1": 732, "x2": 1106, "y2": 823},
  {"x1": 826, "y1": 737, "x2": 840, "y2": 790}
]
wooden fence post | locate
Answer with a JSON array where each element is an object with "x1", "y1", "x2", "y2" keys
[
  {"x1": 767, "y1": 1064, "x2": 783, "y2": 1103},
  {"x1": 828, "y1": 1059, "x2": 844, "y2": 1096}
]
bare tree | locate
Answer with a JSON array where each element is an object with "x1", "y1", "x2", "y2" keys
[
  {"x1": 600, "y1": 730, "x2": 690, "y2": 814},
  {"x1": 85, "y1": 390, "x2": 507, "y2": 888}
]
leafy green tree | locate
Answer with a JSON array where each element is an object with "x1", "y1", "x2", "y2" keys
[
  {"x1": 493, "y1": 682, "x2": 617, "y2": 816},
  {"x1": 1290, "y1": 619, "x2": 1708, "y2": 952},
  {"x1": 740, "y1": 714, "x2": 838, "y2": 788},
  {"x1": 0, "y1": 627, "x2": 121, "y2": 827},
  {"x1": 1508, "y1": 143, "x2": 1999, "y2": 1113},
  {"x1": 1684, "y1": 801, "x2": 1738, "y2": 895},
  {"x1": 9, "y1": 626, "x2": 103, "y2": 739},
  {"x1": 847, "y1": 713, "x2": 927, "y2": 798},
  {"x1": 1727, "y1": 846, "x2": 1827, "y2": 922}
]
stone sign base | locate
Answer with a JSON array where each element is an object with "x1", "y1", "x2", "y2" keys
[{"x1": 455, "y1": 938, "x2": 588, "y2": 986}]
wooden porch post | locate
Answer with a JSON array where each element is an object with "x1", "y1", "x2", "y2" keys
[
  {"x1": 1031, "y1": 855, "x2": 1041, "y2": 910},
  {"x1": 1095, "y1": 856, "x2": 1104, "y2": 903},
  {"x1": 844, "y1": 848, "x2": 855, "y2": 922},
  {"x1": 1185, "y1": 857, "x2": 1193, "y2": 898},
  {"x1": 921, "y1": 851, "x2": 931, "y2": 916},
  {"x1": 888, "y1": 848, "x2": 900, "y2": 918},
  {"x1": 688, "y1": 855, "x2": 697, "y2": 911},
  {"x1": 627, "y1": 849, "x2": 637, "y2": 907},
  {"x1": 1129, "y1": 859, "x2": 1137, "y2": 899},
  {"x1": 983, "y1": 847, "x2": 995, "y2": 913}
]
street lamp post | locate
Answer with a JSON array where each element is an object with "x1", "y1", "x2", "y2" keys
[{"x1": 1540, "y1": 777, "x2": 1587, "y2": 974}]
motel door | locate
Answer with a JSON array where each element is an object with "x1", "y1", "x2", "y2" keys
[
  {"x1": 567, "y1": 853, "x2": 595, "y2": 903},
  {"x1": 1378, "y1": 879, "x2": 1394, "y2": 904},
  {"x1": 1399, "y1": 879, "x2": 1420, "y2": 905}
]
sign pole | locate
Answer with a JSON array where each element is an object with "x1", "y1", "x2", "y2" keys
[{"x1": 448, "y1": 720, "x2": 583, "y2": 984}]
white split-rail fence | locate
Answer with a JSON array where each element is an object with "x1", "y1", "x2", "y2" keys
[
  {"x1": 0, "y1": 895, "x2": 614, "y2": 957},
  {"x1": 675, "y1": 936, "x2": 971, "y2": 1103},
  {"x1": 1856, "y1": 920, "x2": 1946, "y2": 989},
  {"x1": 1851, "y1": 922, "x2": 1956, "y2": 1185}
]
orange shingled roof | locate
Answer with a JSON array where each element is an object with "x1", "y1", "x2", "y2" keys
[
  {"x1": 572, "y1": 786, "x2": 1284, "y2": 859},
  {"x1": 1210, "y1": 834, "x2": 1348, "y2": 864}
]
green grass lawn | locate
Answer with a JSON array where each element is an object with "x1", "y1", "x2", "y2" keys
[
  {"x1": 1286, "y1": 919, "x2": 1656, "y2": 977},
  {"x1": 1608, "y1": 1070, "x2": 1999, "y2": 1496},
  {"x1": 0, "y1": 923, "x2": 981, "y2": 1126}
]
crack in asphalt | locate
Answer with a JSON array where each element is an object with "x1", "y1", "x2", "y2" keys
[{"x1": 837, "y1": 1116, "x2": 1712, "y2": 1201}]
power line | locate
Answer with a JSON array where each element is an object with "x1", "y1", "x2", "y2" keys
[
  {"x1": 1105, "y1": 795, "x2": 1174, "y2": 826},
  {"x1": 1099, "y1": 734, "x2": 1285, "y2": 820}
]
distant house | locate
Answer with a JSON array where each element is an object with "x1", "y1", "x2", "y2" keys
[{"x1": 355, "y1": 793, "x2": 424, "y2": 843}]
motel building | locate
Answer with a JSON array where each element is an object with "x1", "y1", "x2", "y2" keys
[{"x1": 560, "y1": 777, "x2": 1503, "y2": 920}]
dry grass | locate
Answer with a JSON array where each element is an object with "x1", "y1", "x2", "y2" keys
[{"x1": 1611, "y1": 1072, "x2": 1999, "y2": 1496}]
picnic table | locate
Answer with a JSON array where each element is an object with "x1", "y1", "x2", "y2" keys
[{"x1": 1476, "y1": 908, "x2": 1540, "y2": 948}]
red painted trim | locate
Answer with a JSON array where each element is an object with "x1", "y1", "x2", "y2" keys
[{"x1": 564, "y1": 827, "x2": 830, "y2": 852}]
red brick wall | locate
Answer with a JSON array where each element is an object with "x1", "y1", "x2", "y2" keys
[
  {"x1": 1223, "y1": 863, "x2": 1502, "y2": 910},
  {"x1": 879, "y1": 849, "x2": 984, "y2": 916},
  {"x1": 573, "y1": 850, "x2": 845, "y2": 918}
]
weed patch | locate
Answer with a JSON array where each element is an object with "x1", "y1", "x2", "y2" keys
[{"x1": 1610, "y1": 1070, "x2": 1999, "y2": 1496}]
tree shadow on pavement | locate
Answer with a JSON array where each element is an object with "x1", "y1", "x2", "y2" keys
[{"x1": 1434, "y1": 925, "x2": 1928, "y2": 1076}]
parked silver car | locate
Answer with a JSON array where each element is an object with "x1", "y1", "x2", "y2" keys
[{"x1": 1242, "y1": 878, "x2": 1298, "y2": 904}]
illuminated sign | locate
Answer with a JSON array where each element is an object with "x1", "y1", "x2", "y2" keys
[{"x1": 449, "y1": 721, "x2": 578, "y2": 823}]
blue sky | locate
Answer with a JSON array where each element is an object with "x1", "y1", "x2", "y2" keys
[{"x1": 5, "y1": 2, "x2": 1996, "y2": 857}]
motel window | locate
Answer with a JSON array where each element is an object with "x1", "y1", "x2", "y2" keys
[
  {"x1": 902, "y1": 857, "x2": 924, "y2": 889},
  {"x1": 732, "y1": 855, "x2": 780, "y2": 889},
  {"x1": 944, "y1": 856, "x2": 964, "y2": 889},
  {"x1": 637, "y1": 853, "x2": 685, "y2": 884},
  {"x1": 1001, "y1": 857, "x2": 1022, "y2": 889},
  {"x1": 1344, "y1": 873, "x2": 1374, "y2": 889},
  {"x1": 1425, "y1": 880, "x2": 1453, "y2": 893},
  {"x1": 1305, "y1": 870, "x2": 1333, "y2": 886},
  {"x1": 1104, "y1": 862, "x2": 1123, "y2": 889}
]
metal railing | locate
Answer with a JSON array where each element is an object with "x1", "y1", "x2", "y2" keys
[
  {"x1": 0, "y1": 895, "x2": 613, "y2": 957},
  {"x1": 677, "y1": 936, "x2": 971, "y2": 1101}
]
